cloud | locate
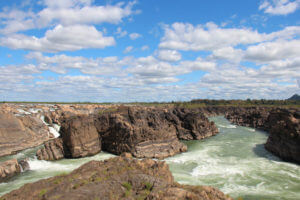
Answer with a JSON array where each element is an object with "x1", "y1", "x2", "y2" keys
[
  {"x1": 259, "y1": 0, "x2": 300, "y2": 15},
  {"x1": 0, "y1": 0, "x2": 137, "y2": 34},
  {"x1": 37, "y1": 2, "x2": 135, "y2": 27},
  {"x1": 123, "y1": 46, "x2": 134, "y2": 53},
  {"x1": 157, "y1": 49, "x2": 182, "y2": 62},
  {"x1": 141, "y1": 45, "x2": 149, "y2": 51},
  {"x1": 209, "y1": 47, "x2": 244, "y2": 63},
  {"x1": 129, "y1": 33, "x2": 141, "y2": 40},
  {"x1": 0, "y1": 10, "x2": 35, "y2": 34},
  {"x1": 245, "y1": 40, "x2": 300, "y2": 63},
  {"x1": 159, "y1": 22, "x2": 265, "y2": 51},
  {"x1": 26, "y1": 52, "x2": 128, "y2": 75},
  {"x1": 159, "y1": 22, "x2": 300, "y2": 51},
  {"x1": 1, "y1": 24, "x2": 115, "y2": 52},
  {"x1": 42, "y1": 0, "x2": 93, "y2": 8},
  {"x1": 115, "y1": 27, "x2": 127, "y2": 38}
]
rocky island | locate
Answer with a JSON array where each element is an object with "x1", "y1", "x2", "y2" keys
[{"x1": 1, "y1": 154, "x2": 232, "y2": 200}]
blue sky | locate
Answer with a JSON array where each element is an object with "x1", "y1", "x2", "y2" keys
[{"x1": 0, "y1": 0, "x2": 299, "y2": 102}]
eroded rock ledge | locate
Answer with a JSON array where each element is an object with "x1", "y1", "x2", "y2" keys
[
  {"x1": 0, "y1": 113, "x2": 51, "y2": 157},
  {"x1": 0, "y1": 159, "x2": 29, "y2": 183},
  {"x1": 224, "y1": 107, "x2": 300, "y2": 164},
  {"x1": 37, "y1": 106, "x2": 218, "y2": 160},
  {"x1": 1, "y1": 154, "x2": 233, "y2": 200}
]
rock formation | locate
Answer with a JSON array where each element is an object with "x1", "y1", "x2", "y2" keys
[
  {"x1": 0, "y1": 113, "x2": 50, "y2": 157},
  {"x1": 224, "y1": 107, "x2": 300, "y2": 164},
  {"x1": 171, "y1": 108, "x2": 219, "y2": 140},
  {"x1": 0, "y1": 159, "x2": 21, "y2": 183},
  {"x1": 225, "y1": 107, "x2": 270, "y2": 130},
  {"x1": 60, "y1": 115, "x2": 102, "y2": 158},
  {"x1": 265, "y1": 109, "x2": 300, "y2": 163},
  {"x1": 96, "y1": 107, "x2": 189, "y2": 159},
  {"x1": 37, "y1": 106, "x2": 218, "y2": 160},
  {"x1": 36, "y1": 138, "x2": 68, "y2": 161},
  {"x1": 1, "y1": 155, "x2": 232, "y2": 200}
]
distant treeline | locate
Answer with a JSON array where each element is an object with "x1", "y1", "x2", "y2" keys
[
  {"x1": 1, "y1": 99, "x2": 299, "y2": 108},
  {"x1": 189, "y1": 99, "x2": 300, "y2": 106}
]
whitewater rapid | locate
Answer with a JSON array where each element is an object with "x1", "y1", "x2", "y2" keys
[
  {"x1": 165, "y1": 116, "x2": 300, "y2": 200},
  {"x1": 0, "y1": 116, "x2": 299, "y2": 199}
]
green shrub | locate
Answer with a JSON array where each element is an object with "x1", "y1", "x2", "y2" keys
[
  {"x1": 122, "y1": 182, "x2": 132, "y2": 191},
  {"x1": 39, "y1": 189, "x2": 47, "y2": 197}
]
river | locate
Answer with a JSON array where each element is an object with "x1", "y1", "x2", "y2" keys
[{"x1": 1, "y1": 116, "x2": 299, "y2": 199}]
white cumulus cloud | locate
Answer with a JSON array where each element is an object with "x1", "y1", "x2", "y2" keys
[
  {"x1": 1, "y1": 24, "x2": 115, "y2": 52},
  {"x1": 259, "y1": 0, "x2": 300, "y2": 15}
]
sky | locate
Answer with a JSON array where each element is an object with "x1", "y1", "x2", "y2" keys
[{"x1": 0, "y1": 0, "x2": 299, "y2": 102}]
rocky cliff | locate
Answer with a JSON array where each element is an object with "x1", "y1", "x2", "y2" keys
[
  {"x1": 224, "y1": 107, "x2": 300, "y2": 164},
  {"x1": 37, "y1": 106, "x2": 218, "y2": 160},
  {"x1": 1, "y1": 154, "x2": 232, "y2": 200},
  {"x1": 224, "y1": 107, "x2": 271, "y2": 130},
  {"x1": 265, "y1": 109, "x2": 300, "y2": 163}
]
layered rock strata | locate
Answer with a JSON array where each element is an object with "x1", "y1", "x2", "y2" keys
[
  {"x1": 0, "y1": 113, "x2": 50, "y2": 157},
  {"x1": 264, "y1": 109, "x2": 300, "y2": 163},
  {"x1": 37, "y1": 107, "x2": 218, "y2": 160},
  {"x1": 1, "y1": 155, "x2": 232, "y2": 200},
  {"x1": 225, "y1": 107, "x2": 271, "y2": 130},
  {"x1": 36, "y1": 138, "x2": 68, "y2": 161},
  {"x1": 60, "y1": 115, "x2": 101, "y2": 158}
]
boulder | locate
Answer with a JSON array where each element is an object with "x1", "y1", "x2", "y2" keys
[
  {"x1": 1, "y1": 156, "x2": 233, "y2": 200},
  {"x1": 36, "y1": 138, "x2": 69, "y2": 161},
  {"x1": 0, "y1": 159, "x2": 21, "y2": 183},
  {"x1": 60, "y1": 115, "x2": 101, "y2": 158},
  {"x1": 18, "y1": 159, "x2": 30, "y2": 172}
]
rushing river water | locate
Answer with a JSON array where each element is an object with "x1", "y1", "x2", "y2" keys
[{"x1": 1, "y1": 116, "x2": 300, "y2": 199}]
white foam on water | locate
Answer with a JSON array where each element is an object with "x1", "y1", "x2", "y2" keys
[
  {"x1": 190, "y1": 156, "x2": 249, "y2": 177},
  {"x1": 17, "y1": 109, "x2": 31, "y2": 115},
  {"x1": 53, "y1": 124, "x2": 60, "y2": 132},
  {"x1": 40, "y1": 115, "x2": 60, "y2": 137},
  {"x1": 218, "y1": 124, "x2": 237, "y2": 129},
  {"x1": 166, "y1": 146, "x2": 220, "y2": 164},
  {"x1": 28, "y1": 159, "x2": 75, "y2": 172},
  {"x1": 245, "y1": 127, "x2": 255, "y2": 132},
  {"x1": 40, "y1": 115, "x2": 49, "y2": 125},
  {"x1": 49, "y1": 126, "x2": 60, "y2": 138},
  {"x1": 28, "y1": 108, "x2": 42, "y2": 114}
]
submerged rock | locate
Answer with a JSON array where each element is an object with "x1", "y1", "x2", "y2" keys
[
  {"x1": 18, "y1": 159, "x2": 30, "y2": 172},
  {"x1": 1, "y1": 156, "x2": 233, "y2": 200},
  {"x1": 0, "y1": 159, "x2": 21, "y2": 183}
]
